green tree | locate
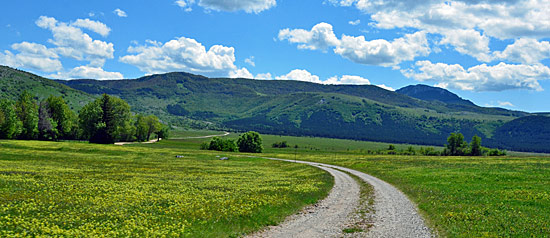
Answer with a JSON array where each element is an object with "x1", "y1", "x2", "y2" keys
[
  {"x1": 445, "y1": 132, "x2": 467, "y2": 156},
  {"x1": 79, "y1": 94, "x2": 134, "y2": 144},
  {"x1": 15, "y1": 91, "x2": 38, "y2": 139},
  {"x1": 46, "y1": 96, "x2": 77, "y2": 139},
  {"x1": 0, "y1": 99, "x2": 21, "y2": 139},
  {"x1": 470, "y1": 135, "x2": 482, "y2": 156},
  {"x1": 38, "y1": 100, "x2": 57, "y2": 140},
  {"x1": 135, "y1": 114, "x2": 161, "y2": 142},
  {"x1": 155, "y1": 124, "x2": 170, "y2": 141},
  {"x1": 237, "y1": 131, "x2": 263, "y2": 153},
  {"x1": 208, "y1": 137, "x2": 237, "y2": 152}
]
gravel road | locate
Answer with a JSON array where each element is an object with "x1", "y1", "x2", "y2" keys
[
  {"x1": 249, "y1": 158, "x2": 433, "y2": 238},
  {"x1": 248, "y1": 163, "x2": 360, "y2": 238}
]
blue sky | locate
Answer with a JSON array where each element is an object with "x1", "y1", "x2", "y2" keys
[{"x1": 1, "y1": 0, "x2": 549, "y2": 112}]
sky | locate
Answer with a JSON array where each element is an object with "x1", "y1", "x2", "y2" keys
[{"x1": 1, "y1": 0, "x2": 549, "y2": 112}]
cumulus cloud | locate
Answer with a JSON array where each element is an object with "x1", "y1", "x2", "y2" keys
[
  {"x1": 175, "y1": 0, "x2": 276, "y2": 13},
  {"x1": 325, "y1": 75, "x2": 371, "y2": 85},
  {"x1": 279, "y1": 23, "x2": 430, "y2": 67},
  {"x1": 439, "y1": 29, "x2": 491, "y2": 62},
  {"x1": 256, "y1": 72, "x2": 272, "y2": 80},
  {"x1": 275, "y1": 69, "x2": 321, "y2": 83},
  {"x1": 113, "y1": 9, "x2": 128, "y2": 17},
  {"x1": 0, "y1": 42, "x2": 62, "y2": 73},
  {"x1": 402, "y1": 61, "x2": 550, "y2": 91},
  {"x1": 494, "y1": 38, "x2": 550, "y2": 64},
  {"x1": 272, "y1": 69, "x2": 391, "y2": 88},
  {"x1": 331, "y1": 0, "x2": 550, "y2": 40},
  {"x1": 335, "y1": 31, "x2": 430, "y2": 67},
  {"x1": 120, "y1": 36, "x2": 238, "y2": 76},
  {"x1": 50, "y1": 66, "x2": 123, "y2": 80},
  {"x1": 278, "y1": 22, "x2": 340, "y2": 51},
  {"x1": 229, "y1": 67, "x2": 254, "y2": 78},
  {"x1": 36, "y1": 16, "x2": 114, "y2": 67},
  {"x1": 71, "y1": 18, "x2": 111, "y2": 37},
  {"x1": 0, "y1": 16, "x2": 121, "y2": 80}
]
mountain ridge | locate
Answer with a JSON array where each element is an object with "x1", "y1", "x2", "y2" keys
[{"x1": 2, "y1": 66, "x2": 548, "y2": 152}]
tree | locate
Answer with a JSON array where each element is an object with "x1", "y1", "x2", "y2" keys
[
  {"x1": 79, "y1": 94, "x2": 134, "y2": 144},
  {"x1": 237, "y1": 131, "x2": 263, "y2": 153},
  {"x1": 38, "y1": 100, "x2": 57, "y2": 140},
  {"x1": 470, "y1": 135, "x2": 482, "y2": 156},
  {"x1": 445, "y1": 132, "x2": 467, "y2": 156},
  {"x1": 0, "y1": 99, "x2": 21, "y2": 139},
  {"x1": 15, "y1": 91, "x2": 38, "y2": 139},
  {"x1": 155, "y1": 124, "x2": 170, "y2": 141},
  {"x1": 46, "y1": 96, "x2": 77, "y2": 139},
  {"x1": 208, "y1": 137, "x2": 237, "y2": 152}
]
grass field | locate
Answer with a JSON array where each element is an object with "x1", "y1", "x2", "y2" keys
[
  {"x1": 0, "y1": 140, "x2": 332, "y2": 237},
  {"x1": 162, "y1": 130, "x2": 550, "y2": 237},
  {"x1": 246, "y1": 135, "x2": 550, "y2": 237}
]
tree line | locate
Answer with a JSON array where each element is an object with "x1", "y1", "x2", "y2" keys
[
  {"x1": 0, "y1": 92, "x2": 168, "y2": 143},
  {"x1": 200, "y1": 131, "x2": 263, "y2": 153}
]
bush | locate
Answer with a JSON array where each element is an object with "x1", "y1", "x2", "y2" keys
[
  {"x1": 207, "y1": 137, "x2": 237, "y2": 152},
  {"x1": 272, "y1": 141, "x2": 289, "y2": 148},
  {"x1": 237, "y1": 131, "x2": 263, "y2": 153}
]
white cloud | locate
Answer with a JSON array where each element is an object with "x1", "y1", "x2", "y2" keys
[
  {"x1": 494, "y1": 38, "x2": 550, "y2": 64},
  {"x1": 332, "y1": 0, "x2": 550, "y2": 40},
  {"x1": 403, "y1": 61, "x2": 550, "y2": 91},
  {"x1": 279, "y1": 23, "x2": 430, "y2": 67},
  {"x1": 275, "y1": 69, "x2": 321, "y2": 83},
  {"x1": 175, "y1": 0, "x2": 194, "y2": 11},
  {"x1": 278, "y1": 22, "x2": 340, "y2": 51},
  {"x1": 376, "y1": 84, "x2": 395, "y2": 91},
  {"x1": 334, "y1": 31, "x2": 430, "y2": 67},
  {"x1": 348, "y1": 19, "x2": 361, "y2": 26},
  {"x1": 229, "y1": 67, "x2": 254, "y2": 78},
  {"x1": 50, "y1": 66, "x2": 123, "y2": 80},
  {"x1": 498, "y1": 101, "x2": 515, "y2": 107},
  {"x1": 0, "y1": 42, "x2": 62, "y2": 72},
  {"x1": 439, "y1": 29, "x2": 491, "y2": 62},
  {"x1": 36, "y1": 16, "x2": 114, "y2": 67},
  {"x1": 244, "y1": 56, "x2": 255, "y2": 67},
  {"x1": 71, "y1": 18, "x2": 111, "y2": 37},
  {"x1": 325, "y1": 75, "x2": 371, "y2": 85},
  {"x1": 120, "y1": 36, "x2": 238, "y2": 76},
  {"x1": 198, "y1": 0, "x2": 276, "y2": 13},
  {"x1": 113, "y1": 9, "x2": 128, "y2": 17},
  {"x1": 176, "y1": 0, "x2": 276, "y2": 13},
  {"x1": 256, "y1": 72, "x2": 272, "y2": 80}
]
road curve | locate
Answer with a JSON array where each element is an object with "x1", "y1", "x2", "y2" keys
[
  {"x1": 172, "y1": 131, "x2": 230, "y2": 139},
  {"x1": 248, "y1": 163, "x2": 360, "y2": 238},
  {"x1": 252, "y1": 158, "x2": 433, "y2": 238}
]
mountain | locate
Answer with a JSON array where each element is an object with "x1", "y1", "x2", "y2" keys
[
  {"x1": 397, "y1": 84, "x2": 475, "y2": 106},
  {"x1": 1, "y1": 66, "x2": 547, "y2": 152},
  {"x1": 0, "y1": 66, "x2": 95, "y2": 110},
  {"x1": 56, "y1": 71, "x2": 541, "y2": 151}
]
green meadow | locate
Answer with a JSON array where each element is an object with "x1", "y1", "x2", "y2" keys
[
  {"x1": 2, "y1": 131, "x2": 550, "y2": 237},
  {"x1": 0, "y1": 140, "x2": 332, "y2": 237}
]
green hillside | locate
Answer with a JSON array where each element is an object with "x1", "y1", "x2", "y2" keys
[
  {"x1": 2, "y1": 66, "x2": 546, "y2": 152},
  {"x1": 58, "y1": 71, "x2": 542, "y2": 151},
  {"x1": 0, "y1": 66, "x2": 95, "y2": 111}
]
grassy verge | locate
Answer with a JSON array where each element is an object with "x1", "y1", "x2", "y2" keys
[
  {"x1": 0, "y1": 140, "x2": 333, "y2": 237},
  {"x1": 341, "y1": 171, "x2": 375, "y2": 236},
  {"x1": 266, "y1": 152, "x2": 550, "y2": 237}
]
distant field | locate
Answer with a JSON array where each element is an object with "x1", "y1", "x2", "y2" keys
[
  {"x1": 0, "y1": 140, "x2": 332, "y2": 237},
  {"x1": 169, "y1": 130, "x2": 550, "y2": 237}
]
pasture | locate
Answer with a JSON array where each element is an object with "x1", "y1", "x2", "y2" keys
[{"x1": 0, "y1": 140, "x2": 332, "y2": 237}]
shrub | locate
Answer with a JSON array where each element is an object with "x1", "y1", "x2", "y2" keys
[
  {"x1": 237, "y1": 131, "x2": 263, "y2": 153},
  {"x1": 272, "y1": 141, "x2": 289, "y2": 148}
]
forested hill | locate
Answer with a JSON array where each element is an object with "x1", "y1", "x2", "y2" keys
[
  {"x1": 0, "y1": 66, "x2": 95, "y2": 110},
  {"x1": 1, "y1": 66, "x2": 549, "y2": 152}
]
